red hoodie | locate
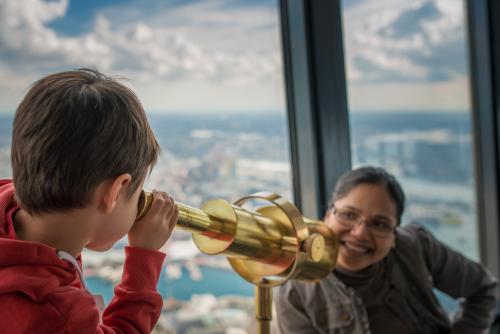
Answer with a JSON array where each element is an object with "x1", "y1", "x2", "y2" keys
[{"x1": 0, "y1": 180, "x2": 166, "y2": 333}]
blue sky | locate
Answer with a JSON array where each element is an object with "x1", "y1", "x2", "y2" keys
[
  {"x1": 46, "y1": 0, "x2": 135, "y2": 36},
  {"x1": 0, "y1": 0, "x2": 470, "y2": 113}
]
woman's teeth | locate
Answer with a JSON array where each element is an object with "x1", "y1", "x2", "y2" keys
[{"x1": 342, "y1": 241, "x2": 371, "y2": 254}]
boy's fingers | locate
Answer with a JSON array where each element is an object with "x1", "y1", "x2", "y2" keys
[
  {"x1": 149, "y1": 191, "x2": 167, "y2": 213},
  {"x1": 166, "y1": 205, "x2": 179, "y2": 226},
  {"x1": 145, "y1": 190, "x2": 177, "y2": 227},
  {"x1": 158, "y1": 193, "x2": 175, "y2": 216}
]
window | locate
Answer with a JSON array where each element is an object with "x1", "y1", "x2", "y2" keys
[
  {"x1": 341, "y1": 0, "x2": 476, "y2": 312},
  {"x1": 0, "y1": 0, "x2": 290, "y2": 332},
  {"x1": 342, "y1": 0, "x2": 477, "y2": 260}
]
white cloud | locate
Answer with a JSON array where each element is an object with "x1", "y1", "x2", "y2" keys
[
  {"x1": 0, "y1": 0, "x2": 284, "y2": 112},
  {"x1": 0, "y1": 0, "x2": 471, "y2": 112},
  {"x1": 342, "y1": 0, "x2": 470, "y2": 111},
  {"x1": 344, "y1": 0, "x2": 467, "y2": 83},
  {"x1": 1, "y1": 0, "x2": 65, "y2": 54}
]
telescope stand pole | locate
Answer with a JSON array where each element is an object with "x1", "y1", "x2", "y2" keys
[{"x1": 255, "y1": 286, "x2": 272, "y2": 334}]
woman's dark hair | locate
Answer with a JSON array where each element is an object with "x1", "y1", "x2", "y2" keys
[{"x1": 331, "y1": 166, "x2": 405, "y2": 225}]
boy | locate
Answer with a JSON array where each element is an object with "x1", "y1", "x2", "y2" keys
[{"x1": 0, "y1": 68, "x2": 178, "y2": 333}]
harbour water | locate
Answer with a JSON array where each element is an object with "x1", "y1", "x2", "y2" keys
[{"x1": 86, "y1": 265, "x2": 254, "y2": 305}]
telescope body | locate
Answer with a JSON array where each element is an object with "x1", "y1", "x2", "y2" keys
[{"x1": 138, "y1": 191, "x2": 338, "y2": 286}]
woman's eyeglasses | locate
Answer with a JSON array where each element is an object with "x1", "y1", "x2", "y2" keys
[{"x1": 331, "y1": 206, "x2": 396, "y2": 238}]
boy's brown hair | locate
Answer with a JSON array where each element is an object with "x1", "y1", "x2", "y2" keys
[{"x1": 11, "y1": 68, "x2": 160, "y2": 215}]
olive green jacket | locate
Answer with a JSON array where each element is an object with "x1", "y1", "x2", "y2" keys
[{"x1": 275, "y1": 224, "x2": 498, "y2": 334}]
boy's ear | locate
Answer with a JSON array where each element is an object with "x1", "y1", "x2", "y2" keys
[{"x1": 103, "y1": 173, "x2": 132, "y2": 214}]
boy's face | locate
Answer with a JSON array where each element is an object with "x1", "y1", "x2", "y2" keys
[{"x1": 86, "y1": 178, "x2": 145, "y2": 251}]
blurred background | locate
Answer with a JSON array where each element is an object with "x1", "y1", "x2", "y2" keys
[{"x1": 0, "y1": 0, "x2": 489, "y2": 332}]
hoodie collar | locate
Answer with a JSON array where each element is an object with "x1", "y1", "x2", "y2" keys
[{"x1": 0, "y1": 180, "x2": 19, "y2": 239}]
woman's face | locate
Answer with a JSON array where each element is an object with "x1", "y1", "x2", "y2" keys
[{"x1": 325, "y1": 183, "x2": 397, "y2": 272}]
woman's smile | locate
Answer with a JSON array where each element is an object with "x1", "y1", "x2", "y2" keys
[{"x1": 340, "y1": 240, "x2": 374, "y2": 256}]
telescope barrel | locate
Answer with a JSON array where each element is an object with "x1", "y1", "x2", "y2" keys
[
  {"x1": 137, "y1": 190, "x2": 338, "y2": 286},
  {"x1": 177, "y1": 204, "x2": 224, "y2": 237},
  {"x1": 137, "y1": 190, "x2": 338, "y2": 334},
  {"x1": 138, "y1": 191, "x2": 219, "y2": 235},
  {"x1": 137, "y1": 191, "x2": 285, "y2": 257}
]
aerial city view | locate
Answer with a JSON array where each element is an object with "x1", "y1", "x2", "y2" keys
[
  {"x1": 0, "y1": 0, "x2": 477, "y2": 332},
  {"x1": 0, "y1": 109, "x2": 476, "y2": 332}
]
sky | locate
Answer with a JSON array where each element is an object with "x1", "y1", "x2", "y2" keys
[
  {"x1": 342, "y1": 0, "x2": 470, "y2": 112},
  {"x1": 0, "y1": 0, "x2": 470, "y2": 114}
]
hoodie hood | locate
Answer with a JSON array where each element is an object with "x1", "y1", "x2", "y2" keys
[
  {"x1": 0, "y1": 179, "x2": 79, "y2": 302},
  {"x1": 0, "y1": 180, "x2": 18, "y2": 239}
]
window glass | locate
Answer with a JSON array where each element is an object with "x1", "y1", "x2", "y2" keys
[
  {"x1": 342, "y1": 0, "x2": 477, "y2": 261},
  {"x1": 0, "y1": 1, "x2": 290, "y2": 332}
]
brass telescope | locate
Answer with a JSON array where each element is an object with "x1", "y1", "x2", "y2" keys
[{"x1": 137, "y1": 190, "x2": 339, "y2": 333}]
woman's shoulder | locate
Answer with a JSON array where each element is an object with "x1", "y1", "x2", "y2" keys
[
  {"x1": 397, "y1": 221, "x2": 431, "y2": 234},
  {"x1": 395, "y1": 222, "x2": 437, "y2": 249},
  {"x1": 392, "y1": 222, "x2": 441, "y2": 271}
]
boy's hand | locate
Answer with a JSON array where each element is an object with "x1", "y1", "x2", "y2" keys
[{"x1": 128, "y1": 191, "x2": 178, "y2": 251}]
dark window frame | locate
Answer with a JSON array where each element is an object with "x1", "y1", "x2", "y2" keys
[
  {"x1": 280, "y1": 0, "x2": 351, "y2": 219},
  {"x1": 280, "y1": 0, "x2": 500, "y2": 280},
  {"x1": 467, "y1": 0, "x2": 500, "y2": 279}
]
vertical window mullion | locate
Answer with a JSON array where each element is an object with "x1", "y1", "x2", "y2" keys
[{"x1": 467, "y1": 0, "x2": 500, "y2": 278}]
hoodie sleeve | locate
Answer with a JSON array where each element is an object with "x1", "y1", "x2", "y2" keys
[
  {"x1": 98, "y1": 246, "x2": 165, "y2": 333},
  {"x1": 64, "y1": 246, "x2": 166, "y2": 334}
]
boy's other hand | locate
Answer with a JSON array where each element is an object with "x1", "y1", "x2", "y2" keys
[{"x1": 128, "y1": 191, "x2": 178, "y2": 251}]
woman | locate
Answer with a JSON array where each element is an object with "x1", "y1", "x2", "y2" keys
[{"x1": 275, "y1": 166, "x2": 498, "y2": 334}]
